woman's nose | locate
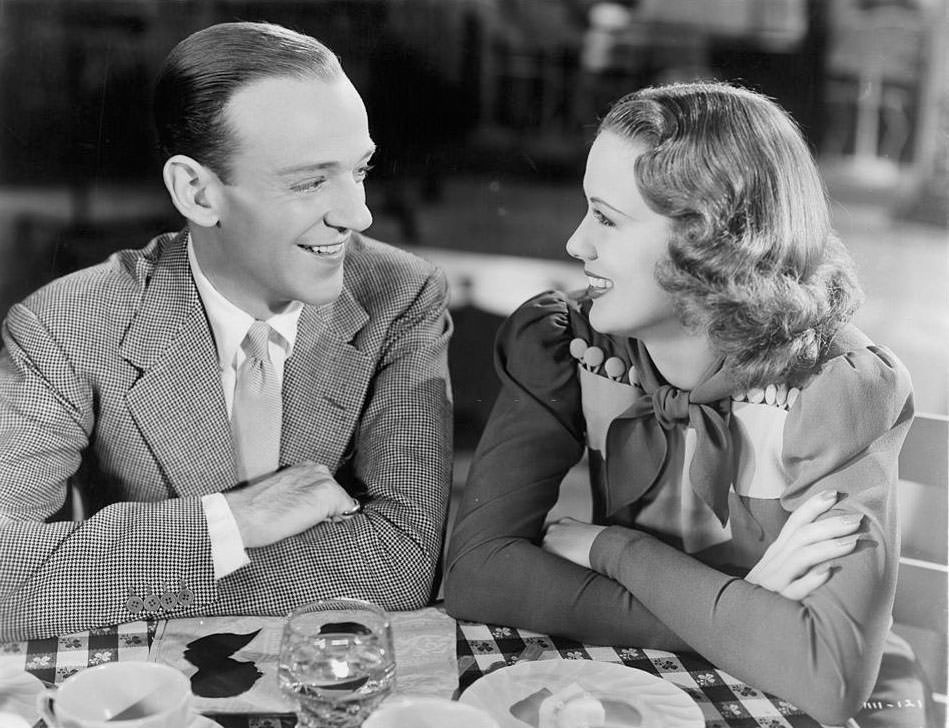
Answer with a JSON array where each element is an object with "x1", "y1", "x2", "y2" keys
[{"x1": 565, "y1": 221, "x2": 595, "y2": 261}]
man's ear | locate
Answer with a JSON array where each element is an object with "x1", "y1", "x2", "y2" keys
[{"x1": 162, "y1": 154, "x2": 223, "y2": 228}]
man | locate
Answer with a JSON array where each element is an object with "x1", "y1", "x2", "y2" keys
[{"x1": 0, "y1": 21, "x2": 452, "y2": 640}]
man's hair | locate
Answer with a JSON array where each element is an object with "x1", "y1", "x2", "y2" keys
[
  {"x1": 599, "y1": 81, "x2": 862, "y2": 388},
  {"x1": 153, "y1": 21, "x2": 343, "y2": 183}
]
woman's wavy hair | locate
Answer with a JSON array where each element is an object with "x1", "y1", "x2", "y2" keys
[
  {"x1": 599, "y1": 81, "x2": 862, "y2": 388},
  {"x1": 153, "y1": 22, "x2": 342, "y2": 183}
]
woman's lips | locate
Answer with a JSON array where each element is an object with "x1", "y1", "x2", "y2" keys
[{"x1": 585, "y1": 273, "x2": 613, "y2": 298}]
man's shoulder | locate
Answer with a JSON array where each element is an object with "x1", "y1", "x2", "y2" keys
[
  {"x1": 344, "y1": 234, "x2": 444, "y2": 304},
  {"x1": 12, "y1": 233, "x2": 176, "y2": 326}
]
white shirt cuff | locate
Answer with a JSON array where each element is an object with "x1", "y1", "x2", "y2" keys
[{"x1": 201, "y1": 493, "x2": 251, "y2": 579}]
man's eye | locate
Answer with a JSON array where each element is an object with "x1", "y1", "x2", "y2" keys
[
  {"x1": 355, "y1": 164, "x2": 374, "y2": 182},
  {"x1": 592, "y1": 209, "x2": 615, "y2": 227},
  {"x1": 293, "y1": 179, "x2": 325, "y2": 193}
]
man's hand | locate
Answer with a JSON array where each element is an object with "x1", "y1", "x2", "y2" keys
[
  {"x1": 542, "y1": 517, "x2": 607, "y2": 569},
  {"x1": 745, "y1": 489, "x2": 862, "y2": 600},
  {"x1": 224, "y1": 461, "x2": 360, "y2": 549}
]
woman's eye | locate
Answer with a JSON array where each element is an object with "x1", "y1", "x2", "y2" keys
[
  {"x1": 592, "y1": 209, "x2": 615, "y2": 227},
  {"x1": 355, "y1": 164, "x2": 374, "y2": 183}
]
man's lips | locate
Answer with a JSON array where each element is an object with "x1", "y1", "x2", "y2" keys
[{"x1": 297, "y1": 239, "x2": 346, "y2": 257}]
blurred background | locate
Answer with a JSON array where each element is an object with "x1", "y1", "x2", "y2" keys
[{"x1": 0, "y1": 0, "x2": 946, "y2": 449}]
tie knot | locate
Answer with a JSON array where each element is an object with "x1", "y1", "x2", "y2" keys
[{"x1": 242, "y1": 321, "x2": 272, "y2": 362}]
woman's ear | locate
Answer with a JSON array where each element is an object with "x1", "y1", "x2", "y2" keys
[{"x1": 162, "y1": 155, "x2": 223, "y2": 228}]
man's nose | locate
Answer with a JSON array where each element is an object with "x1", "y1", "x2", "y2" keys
[{"x1": 325, "y1": 180, "x2": 373, "y2": 232}]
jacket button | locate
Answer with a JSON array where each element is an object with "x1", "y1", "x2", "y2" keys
[
  {"x1": 177, "y1": 586, "x2": 195, "y2": 608},
  {"x1": 160, "y1": 590, "x2": 178, "y2": 610},
  {"x1": 125, "y1": 591, "x2": 144, "y2": 615}
]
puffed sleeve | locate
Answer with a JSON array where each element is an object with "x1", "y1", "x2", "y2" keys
[
  {"x1": 782, "y1": 342, "x2": 914, "y2": 507},
  {"x1": 588, "y1": 334, "x2": 914, "y2": 724},
  {"x1": 444, "y1": 291, "x2": 686, "y2": 648}
]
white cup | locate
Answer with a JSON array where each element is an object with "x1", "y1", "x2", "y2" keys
[
  {"x1": 364, "y1": 696, "x2": 500, "y2": 728},
  {"x1": 36, "y1": 662, "x2": 192, "y2": 728}
]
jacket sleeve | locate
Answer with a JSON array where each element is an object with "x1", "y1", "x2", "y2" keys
[
  {"x1": 211, "y1": 266, "x2": 454, "y2": 615},
  {"x1": 589, "y1": 344, "x2": 913, "y2": 725},
  {"x1": 444, "y1": 291, "x2": 686, "y2": 648},
  {"x1": 0, "y1": 302, "x2": 216, "y2": 641}
]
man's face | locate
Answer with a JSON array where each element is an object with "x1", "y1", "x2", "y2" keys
[{"x1": 201, "y1": 74, "x2": 375, "y2": 318}]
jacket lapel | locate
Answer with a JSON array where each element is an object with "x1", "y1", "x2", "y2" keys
[
  {"x1": 282, "y1": 286, "x2": 373, "y2": 471},
  {"x1": 121, "y1": 233, "x2": 238, "y2": 497}
]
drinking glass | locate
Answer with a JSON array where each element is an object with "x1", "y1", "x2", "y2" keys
[{"x1": 277, "y1": 598, "x2": 396, "y2": 728}]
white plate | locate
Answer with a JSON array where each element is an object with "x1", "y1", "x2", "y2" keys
[
  {"x1": 459, "y1": 660, "x2": 703, "y2": 728},
  {"x1": 365, "y1": 696, "x2": 500, "y2": 728}
]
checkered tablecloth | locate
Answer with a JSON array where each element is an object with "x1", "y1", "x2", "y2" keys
[
  {"x1": 456, "y1": 620, "x2": 826, "y2": 728},
  {"x1": 2, "y1": 618, "x2": 830, "y2": 728},
  {"x1": 0, "y1": 622, "x2": 295, "y2": 728}
]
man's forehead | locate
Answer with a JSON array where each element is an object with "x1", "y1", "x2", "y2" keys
[
  {"x1": 226, "y1": 73, "x2": 358, "y2": 119},
  {"x1": 225, "y1": 74, "x2": 371, "y2": 169}
]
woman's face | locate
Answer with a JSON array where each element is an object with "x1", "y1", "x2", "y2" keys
[{"x1": 565, "y1": 131, "x2": 678, "y2": 340}]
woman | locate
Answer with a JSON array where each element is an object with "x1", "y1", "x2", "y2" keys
[{"x1": 444, "y1": 82, "x2": 920, "y2": 726}]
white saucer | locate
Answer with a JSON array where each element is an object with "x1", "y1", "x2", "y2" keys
[{"x1": 191, "y1": 715, "x2": 224, "y2": 728}]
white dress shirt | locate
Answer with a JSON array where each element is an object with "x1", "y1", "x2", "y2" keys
[{"x1": 187, "y1": 235, "x2": 303, "y2": 579}]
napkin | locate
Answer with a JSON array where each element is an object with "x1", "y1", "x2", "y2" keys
[
  {"x1": 148, "y1": 607, "x2": 457, "y2": 714},
  {"x1": 0, "y1": 664, "x2": 45, "y2": 727}
]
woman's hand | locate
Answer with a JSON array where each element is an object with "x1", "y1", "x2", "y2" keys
[
  {"x1": 542, "y1": 517, "x2": 607, "y2": 569},
  {"x1": 745, "y1": 489, "x2": 862, "y2": 600}
]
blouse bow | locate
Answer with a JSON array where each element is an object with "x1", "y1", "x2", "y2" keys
[{"x1": 604, "y1": 342, "x2": 735, "y2": 524}]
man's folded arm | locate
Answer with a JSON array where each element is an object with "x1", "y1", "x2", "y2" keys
[{"x1": 212, "y1": 267, "x2": 454, "y2": 614}]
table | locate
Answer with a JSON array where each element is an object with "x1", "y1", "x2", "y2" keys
[{"x1": 1, "y1": 612, "x2": 829, "y2": 728}]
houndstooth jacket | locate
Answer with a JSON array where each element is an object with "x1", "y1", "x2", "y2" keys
[{"x1": 0, "y1": 230, "x2": 453, "y2": 640}]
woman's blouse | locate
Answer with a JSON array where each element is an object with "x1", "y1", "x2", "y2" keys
[{"x1": 445, "y1": 290, "x2": 914, "y2": 723}]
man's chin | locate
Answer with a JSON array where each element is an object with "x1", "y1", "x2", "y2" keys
[{"x1": 299, "y1": 279, "x2": 344, "y2": 307}]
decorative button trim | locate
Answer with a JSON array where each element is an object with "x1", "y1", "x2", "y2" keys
[
  {"x1": 732, "y1": 384, "x2": 800, "y2": 410},
  {"x1": 570, "y1": 337, "x2": 639, "y2": 387},
  {"x1": 604, "y1": 356, "x2": 625, "y2": 380}
]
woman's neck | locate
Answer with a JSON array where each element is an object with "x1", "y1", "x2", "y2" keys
[{"x1": 641, "y1": 331, "x2": 719, "y2": 390}]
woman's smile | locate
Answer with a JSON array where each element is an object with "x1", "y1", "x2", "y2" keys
[{"x1": 585, "y1": 271, "x2": 613, "y2": 298}]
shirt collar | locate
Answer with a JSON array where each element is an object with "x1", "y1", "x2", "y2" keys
[{"x1": 187, "y1": 233, "x2": 303, "y2": 369}]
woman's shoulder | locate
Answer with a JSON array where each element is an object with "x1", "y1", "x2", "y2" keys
[
  {"x1": 500, "y1": 290, "x2": 586, "y2": 352},
  {"x1": 497, "y1": 290, "x2": 604, "y2": 385},
  {"x1": 799, "y1": 324, "x2": 912, "y2": 412},
  {"x1": 502, "y1": 289, "x2": 630, "y2": 355},
  {"x1": 784, "y1": 324, "x2": 914, "y2": 458}
]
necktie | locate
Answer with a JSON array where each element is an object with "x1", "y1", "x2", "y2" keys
[
  {"x1": 231, "y1": 321, "x2": 282, "y2": 482},
  {"x1": 604, "y1": 340, "x2": 736, "y2": 524}
]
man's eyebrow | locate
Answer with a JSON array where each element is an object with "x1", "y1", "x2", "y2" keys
[{"x1": 276, "y1": 145, "x2": 377, "y2": 176}]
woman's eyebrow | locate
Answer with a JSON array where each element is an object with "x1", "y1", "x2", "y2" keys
[{"x1": 590, "y1": 196, "x2": 632, "y2": 219}]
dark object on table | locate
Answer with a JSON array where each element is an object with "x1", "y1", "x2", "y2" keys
[{"x1": 184, "y1": 630, "x2": 263, "y2": 698}]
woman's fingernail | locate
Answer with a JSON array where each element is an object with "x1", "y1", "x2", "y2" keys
[
  {"x1": 819, "y1": 489, "x2": 838, "y2": 502},
  {"x1": 837, "y1": 536, "x2": 860, "y2": 547},
  {"x1": 814, "y1": 562, "x2": 833, "y2": 574},
  {"x1": 838, "y1": 514, "x2": 863, "y2": 526}
]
